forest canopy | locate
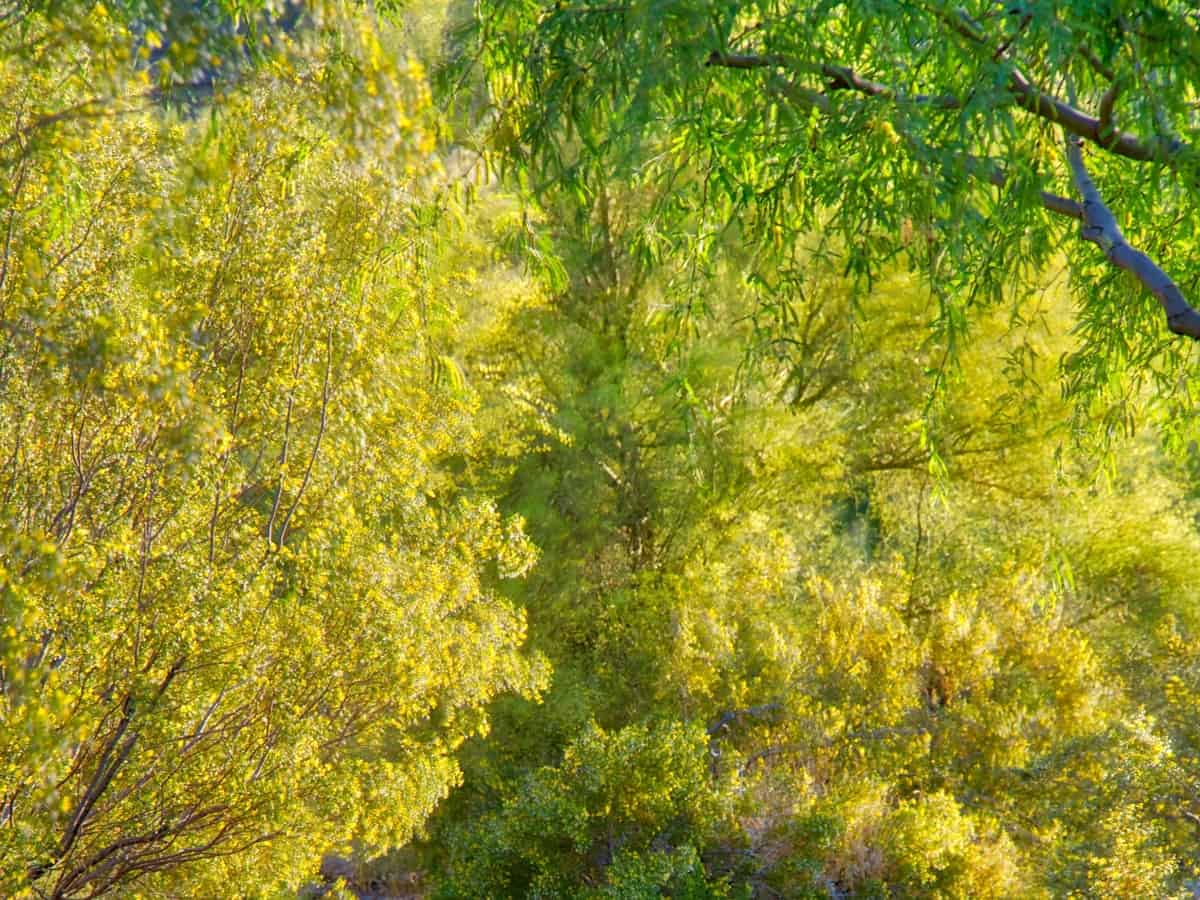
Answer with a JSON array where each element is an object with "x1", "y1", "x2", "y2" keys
[{"x1": 2, "y1": 2, "x2": 1200, "y2": 898}]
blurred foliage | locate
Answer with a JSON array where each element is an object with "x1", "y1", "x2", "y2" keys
[
  {"x1": 0, "y1": 3, "x2": 549, "y2": 896},
  {"x1": 416, "y1": 169, "x2": 1200, "y2": 897}
]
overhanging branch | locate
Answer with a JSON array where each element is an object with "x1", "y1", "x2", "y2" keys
[
  {"x1": 708, "y1": 52, "x2": 963, "y2": 109},
  {"x1": 707, "y1": 35, "x2": 1189, "y2": 168},
  {"x1": 977, "y1": 160, "x2": 1083, "y2": 219},
  {"x1": 936, "y1": 7, "x2": 1187, "y2": 165},
  {"x1": 1064, "y1": 136, "x2": 1200, "y2": 339},
  {"x1": 713, "y1": 50, "x2": 1200, "y2": 342},
  {"x1": 709, "y1": 51, "x2": 963, "y2": 109}
]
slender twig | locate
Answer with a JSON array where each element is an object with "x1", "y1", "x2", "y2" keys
[
  {"x1": 265, "y1": 329, "x2": 304, "y2": 548},
  {"x1": 276, "y1": 327, "x2": 334, "y2": 547},
  {"x1": 0, "y1": 146, "x2": 28, "y2": 301}
]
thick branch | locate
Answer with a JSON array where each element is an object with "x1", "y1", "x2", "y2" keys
[
  {"x1": 709, "y1": 52, "x2": 961, "y2": 109},
  {"x1": 978, "y1": 160, "x2": 1083, "y2": 218},
  {"x1": 1065, "y1": 137, "x2": 1200, "y2": 339},
  {"x1": 705, "y1": 51, "x2": 781, "y2": 70},
  {"x1": 938, "y1": 9, "x2": 1185, "y2": 165},
  {"x1": 33, "y1": 659, "x2": 185, "y2": 887},
  {"x1": 53, "y1": 698, "x2": 137, "y2": 872},
  {"x1": 707, "y1": 703, "x2": 782, "y2": 738},
  {"x1": 1098, "y1": 78, "x2": 1123, "y2": 142},
  {"x1": 822, "y1": 64, "x2": 961, "y2": 109},
  {"x1": 1004, "y1": 69, "x2": 1178, "y2": 163},
  {"x1": 1079, "y1": 46, "x2": 1116, "y2": 83},
  {"x1": 709, "y1": 28, "x2": 1187, "y2": 167}
]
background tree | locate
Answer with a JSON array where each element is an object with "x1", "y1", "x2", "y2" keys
[{"x1": 412, "y1": 168, "x2": 1200, "y2": 896}]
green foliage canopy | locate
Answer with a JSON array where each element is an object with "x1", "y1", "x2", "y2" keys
[
  {"x1": 418, "y1": 171, "x2": 1200, "y2": 897},
  {"x1": 6, "y1": 3, "x2": 1200, "y2": 898},
  {"x1": 466, "y1": 0, "x2": 1200, "y2": 429}
]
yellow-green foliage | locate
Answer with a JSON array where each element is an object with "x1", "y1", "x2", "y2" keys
[
  {"x1": 7, "y1": 6, "x2": 1200, "y2": 899},
  {"x1": 440, "y1": 720, "x2": 730, "y2": 898},
  {"x1": 425, "y1": 184, "x2": 1200, "y2": 897},
  {"x1": 0, "y1": 9, "x2": 548, "y2": 896}
]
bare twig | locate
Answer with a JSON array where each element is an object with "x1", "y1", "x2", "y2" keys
[
  {"x1": 266, "y1": 329, "x2": 304, "y2": 548},
  {"x1": 276, "y1": 327, "x2": 334, "y2": 547}
]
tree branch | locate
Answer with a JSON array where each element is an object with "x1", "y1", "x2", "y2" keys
[
  {"x1": 711, "y1": 13, "x2": 1190, "y2": 168},
  {"x1": 705, "y1": 51, "x2": 782, "y2": 70},
  {"x1": 1079, "y1": 46, "x2": 1116, "y2": 83},
  {"x1": 707, "y1": 703, "x2": 782, "y2": 738},
  {"x1": 1065, "y1": 136, "x2": 1200, "y2": 339},
  {"x1": 821, "y1": 64, "x2": 961, "y2": 109},
  {"x1": 937, "y1": 8, "x2": 1186, "y2": 165},
  {"x1": 266, "y1": 329, "x2": 304, "y2": 549},
  {"x1": 709, "y1": 52, "x2": 962, "y2": 109},
  {"x1": 710, "y1": 41, "x2": 1199, "y2": 341},
  {"x1": 35, "y1": 659, "x2": 185, "y2": 887},
  {"x1": 276, "y1": 327, "x2": 334, "y2": 547},
  {"x1": 1098, "y1": 78, "x2": 1123, "y2": 143},
  {"x1": 977, "y1": 159, "x2": 1083, "y2": 218}
]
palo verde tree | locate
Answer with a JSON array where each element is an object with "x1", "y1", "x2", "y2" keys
[
  {"x1": 0, "y1": 5, "x2": 549, "y2": 896},
  {"x1": 464, "y1": 0, "x2": 1200, "y2": 436}
]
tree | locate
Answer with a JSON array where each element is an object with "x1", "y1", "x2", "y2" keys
[
  {"x1": 413, "y1": 172, "x2": 1200, "y2": 895},
  {"x1": 438, "y1": 720, "x2": 733, "y2": 897},
  {"x1": 465, "y1": 0, "x2": 1200, "y2": 428},
  {"x1": 8, "y1": 3, "x2": 1200, "y2": 896},
  {"x1": 0, "y1": 8, "x2": 549, "y2": 896}
]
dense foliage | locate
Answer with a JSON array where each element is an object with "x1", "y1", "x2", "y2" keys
[
  {"x1": 0, "y1": 6, "x2": 548, "y2": 895},
  {"x1": 415, "y1": 184, "x2": 1200, "y2": 897},
  {"x1": 3, "y1": 2, "x2": 1200, "y2": 898},
  {"x1": 466, "y1": 0, "x2": 1200, "y2": 441}
]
